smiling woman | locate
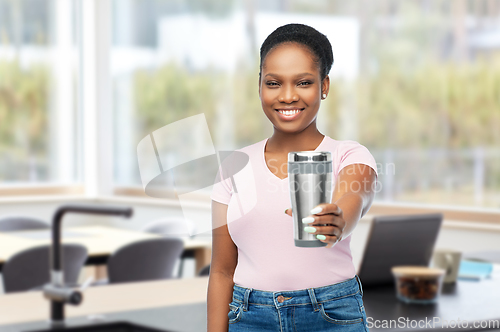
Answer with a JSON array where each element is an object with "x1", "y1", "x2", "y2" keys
[
  {"x1": 259, "y1": 24, "x2": 331, "y2": 136},
  {"x1": 260, "y1": 44, "x2": 327, "y2": 132},
  {"x1": 207, "y1": 24, "x2": 377, "y2": 332}
]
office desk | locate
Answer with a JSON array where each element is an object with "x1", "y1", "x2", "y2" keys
[
  {"x1": 0, "y1": 277, "x2": 209, "y2": 332},
  {"x1": 0, "y1": 276, "x2": 499, "y2": 332},
  {"x1": 0, "y1": 226, "x2": 212, "y2": 274},
  {"x1": 363, "y1": 278, "x2": 500, "y2": 331}
]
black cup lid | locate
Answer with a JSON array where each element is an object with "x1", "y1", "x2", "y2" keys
[{"x1": 288, "y1": 151, "x2": 331, "y2": 162}]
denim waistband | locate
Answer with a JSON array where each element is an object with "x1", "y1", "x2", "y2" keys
[{"x1": 232, "y1": 275, "x2": 363, "y2": 311}]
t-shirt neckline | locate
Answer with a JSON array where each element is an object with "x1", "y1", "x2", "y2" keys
[{"x1": 262, "y1": 135, "x2": 327, "y2": 181}]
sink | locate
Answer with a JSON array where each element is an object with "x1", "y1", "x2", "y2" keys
[{"x1": 27, "y1": 321, "x2": 176, "y2": 332}]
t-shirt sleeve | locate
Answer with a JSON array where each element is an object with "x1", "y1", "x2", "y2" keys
[
  {"x1": 336, "y1": 140, "x2": 378, "y2": 177},
  {"x1": 210, "y1": 162, "x2": 233, "y2": 205}
]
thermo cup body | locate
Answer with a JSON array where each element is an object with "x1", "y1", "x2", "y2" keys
[{"x1": 288, "y1": 151, "x2": 333, "y2": 247}]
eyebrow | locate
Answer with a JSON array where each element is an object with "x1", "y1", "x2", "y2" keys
[{"x1": 264, "y1": 73, "x2": 315, "y2": 79}]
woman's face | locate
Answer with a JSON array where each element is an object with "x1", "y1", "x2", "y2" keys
[{"x1": 259, "y1": 42, "x2": 329, "y2": 135}]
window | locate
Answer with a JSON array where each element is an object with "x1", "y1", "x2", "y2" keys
[
  {"x1": 2, "y1": 0, "x2": 498, "y2": 210},
  {"x1": 111, "y1": 0, "x2": 500, "y2": 209},
  {"x1": 0, "y1": 0, "x2": 81, "y2": 186}
]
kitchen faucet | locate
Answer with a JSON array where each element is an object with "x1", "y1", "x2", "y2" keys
[{"x1": 43, "y1": 204, "x2": 133, "y2": 326}]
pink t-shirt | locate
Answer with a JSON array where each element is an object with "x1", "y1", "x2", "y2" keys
[{"x1": 210, "y1": 135, "x2": 377, "y2": 291}]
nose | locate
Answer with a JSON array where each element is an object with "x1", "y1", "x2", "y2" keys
[{"x1": 279, "y1": 85, "x2": 299, "y2": 103}]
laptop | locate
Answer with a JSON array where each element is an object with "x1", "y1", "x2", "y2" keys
[{"x1": 357, "y1": 213, "x2": 443, "y2": 287}]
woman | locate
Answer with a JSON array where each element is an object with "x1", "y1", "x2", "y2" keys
[{"x1": 207, "y1": 23, "x2": 377, "y2": 332}]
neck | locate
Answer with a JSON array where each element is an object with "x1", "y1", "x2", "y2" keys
[{"x1": 266, "y1": 125, "x2": 325, "y2": 153}]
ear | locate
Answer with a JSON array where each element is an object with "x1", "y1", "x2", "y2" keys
[
  {"x1": 322, "y1": 75, "x2": 330, "y2": 97},
  {"x1": 258, "y1": 74, "x2": 262, "y2": 99}
]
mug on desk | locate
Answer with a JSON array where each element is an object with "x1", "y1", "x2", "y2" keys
[{"x1": 432, "y1": 249, "x2": 462, "y2": 283}]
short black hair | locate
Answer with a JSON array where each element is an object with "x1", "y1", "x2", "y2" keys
[{"x1": 259, "y1": 23, "x2": 334, "y2": 81}]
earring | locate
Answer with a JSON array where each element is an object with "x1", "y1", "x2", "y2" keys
[{"x1": 322, "y1": 93, "x2": 327, "y2": 99}]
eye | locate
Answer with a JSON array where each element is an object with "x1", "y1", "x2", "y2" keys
[
  {"x1": 265, "y1": 81, "x2": 279, "y2": 87},
  {"x1": 298, "y1": 81, "x2": 312, "y2": 86}
]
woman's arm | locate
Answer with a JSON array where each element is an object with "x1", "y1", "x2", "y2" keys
[
  {"x1": 330, "y1": 163, "x2": 377, "y2": 239},
  {"x1": 285, "y1": 163, "x2": 377, "y2": 247},
  {"x1": 207, "y1": 200, "x2": 238, "y2": 332}
]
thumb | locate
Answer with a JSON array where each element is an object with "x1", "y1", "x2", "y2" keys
[{"x1": 284, "y1": 208, "x2": 293, "y2": 216}]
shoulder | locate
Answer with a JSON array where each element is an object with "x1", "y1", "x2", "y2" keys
[
  {"x1": 321, "y1": 136, "x2": 371, "y2": 155},
  {"x1": 337, "y1": 139, "x2": 370, "y2": 152},
  {"x1": 235, "y1": 139, "x2": 266, "y2": 155},
  {"x1": 322, "y1": 137, "x2": 377, "y2": 175},
  {"x1": 218, "y1": 139, "x2": 265, "y2": 168}
]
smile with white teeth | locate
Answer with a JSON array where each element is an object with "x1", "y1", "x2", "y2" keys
[{"x1": 277, "y1": 109, "x2": 303, "y2": 116}]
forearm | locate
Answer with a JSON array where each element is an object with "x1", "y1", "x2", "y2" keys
[
  {"x1": 207, "y1": 271, "x2": 235, "y2": 332},
  {"x1": 334, "y1": 192, "x2": 367, "y2": 239}
]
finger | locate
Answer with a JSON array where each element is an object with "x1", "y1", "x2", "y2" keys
[
  {"x1": 324, "y1": 238, "x2": 340, "y2": 248},
  {"x1": 302, "y1": 215, "x2": 346, "y2": 230},
  {"x1": 284, "y1": 208, "x2": 293, "y2": 217},
  {"x1": 310, "y1": 203, "x2": 342, "y2": 216},
  {"x1": 303, "y1": 225, "x2": 341, "y2": 237},
  {"x1": 314, "y1": 234, "x2": 342, "y2": 248}
]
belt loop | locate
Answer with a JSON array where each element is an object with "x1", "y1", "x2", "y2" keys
[
  {"x1": 307, "y1": 288, "x2": 320, "y2": 312},
  {"x1": 243, "y1": 287, "x2": 252, "y2": 311},
  {"x1": 355, "y1": 275, "x2": 363, "y2": 296}
]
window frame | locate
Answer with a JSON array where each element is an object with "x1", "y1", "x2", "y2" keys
[{"x1": 1, "y1": 0, "x2": 499, "y2": 229}]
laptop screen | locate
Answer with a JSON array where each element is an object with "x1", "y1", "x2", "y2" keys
[{"x1": 357, "y1": 213, "x2": 443, "y2": 287}]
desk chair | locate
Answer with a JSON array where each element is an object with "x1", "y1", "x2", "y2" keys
[
  {"x1": 0, "y1": 216, "x2": 49, "y2": 232},
  {"x1": 107, "y1": 238, "x2": 184, "y2": 284},
  {"x1": 2, "y1": 244, "x2": 87, "y2": 293},
  {"x1": 198, "y1": 264, "x2": 210, "y2": 276},
  {"x1": 142, "y1": 217, "x2": 196, "y2": 277}
]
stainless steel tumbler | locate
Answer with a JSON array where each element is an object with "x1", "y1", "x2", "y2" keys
[{"x1": 288, "y1": 151, "x2": 333, "y2": 247}]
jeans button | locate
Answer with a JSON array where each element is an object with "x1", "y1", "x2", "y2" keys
[{"x1": 277, "y1": 295, "x2": 284, "y2": 303}]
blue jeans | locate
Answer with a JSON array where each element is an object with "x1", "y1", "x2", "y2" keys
[{"x1": 228, "y1": 275, "x2": 369, "y2": 332}]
